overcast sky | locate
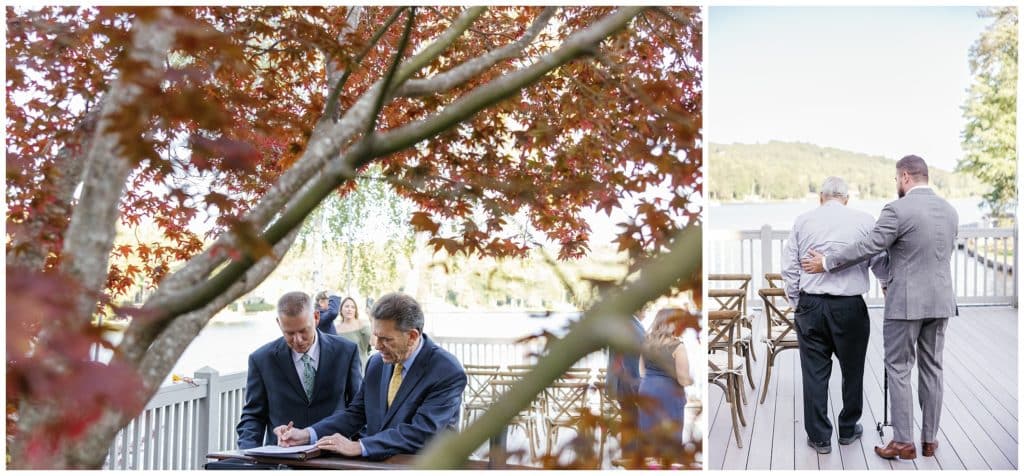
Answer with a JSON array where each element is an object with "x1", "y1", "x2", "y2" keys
[{"x1": 706, "y1": 6, "x2": 992, "y2": 171}]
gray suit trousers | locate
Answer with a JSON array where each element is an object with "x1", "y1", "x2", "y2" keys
[{"x1": 883, "y1": 317, "x2": 948, "y2": 443}]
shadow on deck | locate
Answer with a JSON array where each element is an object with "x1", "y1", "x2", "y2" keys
[{"x1": 709, "y1": 306, "x2": 1018, "y2": 470}]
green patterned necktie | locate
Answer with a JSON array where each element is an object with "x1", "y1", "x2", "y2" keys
[{"x1": 301, "y1": 353, "x2": 315, "y2": 400}]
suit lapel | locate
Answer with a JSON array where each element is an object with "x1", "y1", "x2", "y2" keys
[
  {"x1": 273, "y1": 339, "x2": 308, "y2": 404},
  {"x1": 378, "y1": 362, "x2": 392, "y2": 424},
  {"x1": 381, "y1": 338, "x2": 434, "y2": 427}
]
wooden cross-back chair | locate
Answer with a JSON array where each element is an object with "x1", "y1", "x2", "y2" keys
[
  {"x1": 708, "y1": 274, "x2": 756, "y2": 369},
  {"x1": 592, "y1": 381, "x2": 622, "y2": 460},
  {"x1": 556, "y1": 367, "x2": 593, "y2": 382},
  {"x1": 541, "y1": 381, "x2": 593, "y2": 454},
  {"x1": 506, "y1": 364, "x2": 536, "y2": 374},
  {"x1": 707, "y1": 286, "x2": 756, "y2": 393},
  {"x1": 489, "y1": 375, "x2": 542, "y2": 460},
  {"x1": 758, "y1": 285, "x2": 800, "y2": 404},
  {"x1": 707, "y1": 309, "x2": 746, "y2": 448},
  {"x1": 462, "y1": 368, "x2": 500, "y2": 430},
  {"x1": 707, "y1": 273, "x2": 752, "y2": 314}
]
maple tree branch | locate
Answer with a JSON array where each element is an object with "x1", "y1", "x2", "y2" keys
[
  {"x1": 651, "y1": 6, "x2": 695, "y2": 29},
  {"x1": 325, "y1": 6, "x2": 363, "y2": 85},
  {"x1": 7, "y1": 96, "x2": 103, "y2": 270},
  {"x1": 393, "y1": 6, "x2": 487, "y2": 85},
  {"x1": 639, "y1": 12, "x2": 691, "y2": 64},
  {"x1": 591, "y1": 53, "x2": 697, "y2": 135},
  {"x1": 414, "y1": 223, "x2": 701, "y2": 468},
  {"x1": 395, "y1": 7, "x2": 557, "y2": 98},
  {"x1": 426, "y1": 6, "x2": 517, "y2": 46},
  {"x1": 365, "y1": 7, "x2": 416, "y2": 136},
  {"x1": 361, "y1": 7, "x2": 646, "y2": 160},
  {"x1": 325, "y1": 7, "x2": 405, "y2": 122},
  {"x1": 126, "y1": 227, "x2": 301, "y2": 389},
  {"x1": 138, "y1": 6, "x2": 643, "y2": 348},
  {"x1": 151, "y1": 7, "x2": 483, "y2": 262},
  {"x1": 59, "y1": 8, "x2": 176, "y2": 321}
]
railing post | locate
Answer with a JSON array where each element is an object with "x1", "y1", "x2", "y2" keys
[
  {"x1": 194, "y1": 366, "x2": 221, "y2": 469},
  {"x1": 760, "y1": 225, "x2": 773, "y2": 291},
  {"x1": 1007, "y1": 225, "x2": 1015, "y2": 307}
]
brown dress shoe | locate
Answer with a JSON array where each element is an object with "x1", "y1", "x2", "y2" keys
[
  {"x1": 922, "y1": 441, "x2": 938, "y2": 457},
  {"x1": 874, "y1": 440, "x2": 917, "y2": 460}
]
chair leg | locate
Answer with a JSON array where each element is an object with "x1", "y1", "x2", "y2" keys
[
  {"x1": 531, "y1": 422, "x2": 540, "y2": 460},
  {"x1": 728, "y1": 379, "x2": 744, "y2": 448},
  {"x1": 760, "y1": 350, "x2": 775, "y2": 404},
  {"x1": 732, "y1": 375, "x2": 747, "y2": 426},
  {"x1": 738, "y1": 374, "x2": 748, "y2": 405},
  {"x1": 744, "y1": 349, "x2": 756, "y2": 388}
]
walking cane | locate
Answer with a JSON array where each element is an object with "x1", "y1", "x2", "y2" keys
[{"x1": 876, "y1": 367, "x2": 890, "y2": 439}]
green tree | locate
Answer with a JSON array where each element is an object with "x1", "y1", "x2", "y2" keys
[
  {"x1": 959, "y1": 7, "x2": 1017, "y2": 219},
  {"x1": 298, "y1": 167, "x2": 416, "y2": 297}
]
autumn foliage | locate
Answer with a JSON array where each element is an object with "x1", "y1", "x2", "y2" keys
[{"x1": 6, "y1": 6, "x2": 701, "y2": 468}]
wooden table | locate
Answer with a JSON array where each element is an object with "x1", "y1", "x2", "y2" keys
[{"x1": 207, "y1": 450, "x2": 535, "y2": 470}]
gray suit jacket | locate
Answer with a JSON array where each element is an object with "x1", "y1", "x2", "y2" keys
[{"x1": 826, "y1": 188, "x2": 958, "y2": 320}]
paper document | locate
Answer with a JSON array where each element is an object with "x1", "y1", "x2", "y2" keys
[{"x1": 244, "y1": 444, "x2": 318, "y2": 455}]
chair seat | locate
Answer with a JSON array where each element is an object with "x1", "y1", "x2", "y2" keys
[{"x1": 708, "y1": 351, "x2": 744, "y2": 373}]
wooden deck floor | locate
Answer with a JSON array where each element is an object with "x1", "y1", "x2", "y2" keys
[{"x1": 709, "y1": 306, "x2": 1018, "y2": 470}]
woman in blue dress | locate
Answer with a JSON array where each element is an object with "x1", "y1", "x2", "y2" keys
[{"x1": 638, "y1": 308, "x2": 694, "y2": 449}]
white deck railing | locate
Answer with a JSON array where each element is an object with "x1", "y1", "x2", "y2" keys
[
  {"x1": 709, "y1": 225, "x2": 1017, "y2": 307},
  {"x1": 103, "y1": 367, "x2": 246, "y2": 470},
  {"x1": 102, "y1": 337, "x2": 609, "y2": 469}
]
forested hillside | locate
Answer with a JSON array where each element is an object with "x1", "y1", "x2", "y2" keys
[{"x1": 709, "y1": 142, "x2": 985, "y2": 201}]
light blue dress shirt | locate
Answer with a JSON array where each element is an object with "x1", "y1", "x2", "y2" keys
[{"x1": 782, "y1": 200, "x2": 889, "y2": 308}]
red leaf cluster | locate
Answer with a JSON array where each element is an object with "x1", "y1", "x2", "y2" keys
[{"x1": 6, "y1": 269, "x2": 144, "y2": 468}]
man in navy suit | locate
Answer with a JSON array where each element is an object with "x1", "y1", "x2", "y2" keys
[
  {"x1": 276, "y1": 292, "x2": 467, "y2": 460},
  {"x1": 236, "y1": 291, "x2": 363, "y2": 449},
  {"x1": 315, "y1": 291, "x2": 341, "y2": 335}
]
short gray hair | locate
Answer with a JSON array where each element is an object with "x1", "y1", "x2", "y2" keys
[
  {"x1": 278, "y1": 291, "x2": 313, "y2": 318},
  {"x1": 371, "y1": 292, "x2": 424, "y2": 332},
  {"x1": 820, "y1": 176, "x2": 849, "y2": 200}
]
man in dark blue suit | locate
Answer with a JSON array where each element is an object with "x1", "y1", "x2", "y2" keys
[
  {"x1": 605, "y1": 313, "x2": 645, "y2": 460},
  {"x1": 276, "y1": 292, "x2": 467, "y2": 460},
  {"x1": 315, "y1": 291, "x2": 341, "y2": 335},
  {"x1": 236, "y1": 291, "x2": 363, "y2": 449}
]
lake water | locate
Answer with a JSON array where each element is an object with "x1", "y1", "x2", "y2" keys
[
  {"x1": 137, "y1": 310, "x2": 702, "y2": 388},
  {"x1": 165, "y1": 310, "x2": 584, "y2": 380},
  {"x1": 706, "y1": 197, "x2": 1014, "y2": 303},
  {"x1": 709, "y1": 197, "x2": 986, "y2": 230}
]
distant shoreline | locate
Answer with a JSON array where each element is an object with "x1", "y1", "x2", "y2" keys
[{"x1": 709, "y1": 195, "x2": 984, "y2": 206}]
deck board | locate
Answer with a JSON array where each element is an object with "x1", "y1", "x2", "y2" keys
[{"x1": 709, "y1": 306, "x2": 1018, "y2": 471}]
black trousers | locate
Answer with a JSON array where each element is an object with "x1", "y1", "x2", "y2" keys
[{"x1": 793, "y1": 292, "x2": 870, "y2": 443}]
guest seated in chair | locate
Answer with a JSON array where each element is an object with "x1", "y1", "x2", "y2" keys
[{"x1": 275, "y1": 292, "x2": 467, "y2": 460}]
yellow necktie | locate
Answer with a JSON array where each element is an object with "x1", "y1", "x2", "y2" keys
[{"x1": 387, "y1": 362, "x2": 404, "y2": 407}]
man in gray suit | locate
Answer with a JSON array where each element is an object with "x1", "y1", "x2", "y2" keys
[{"x1": 802, "y1": 155, "x2": 958, "y2": 460}]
